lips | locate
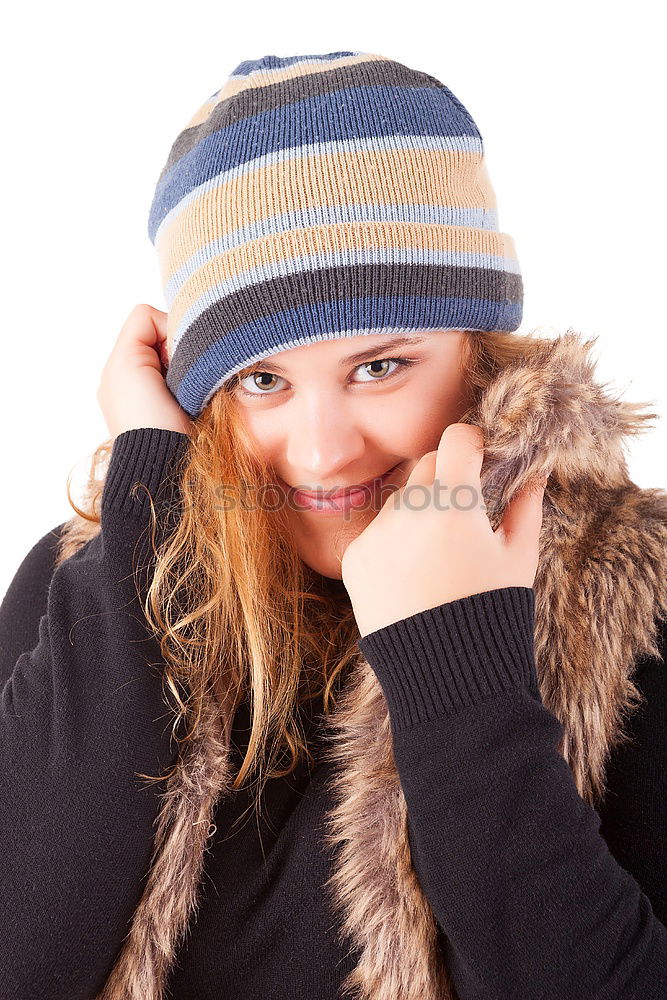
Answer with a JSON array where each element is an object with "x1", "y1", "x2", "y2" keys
[
  {"x1": 293, "y1": 465, "x2": 399, "y2": 500},
  {"x1": 290, "y1": 464, "x2": 402, "y2": 515}
]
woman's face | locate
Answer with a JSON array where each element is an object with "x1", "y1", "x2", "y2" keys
[{"x1": 229, "y1": 330, "x2": 472, "y2": 580}]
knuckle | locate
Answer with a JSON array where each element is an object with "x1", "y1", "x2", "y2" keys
[
  {"x1": 444, "y1": 422, "x2": 483, "y2": 446},
  {"x1": 443, "y1": 422, "x2": 469, "y2": 437},
  {"x1": 127, "y1": 303, "x2": 150, "y2": 323}
]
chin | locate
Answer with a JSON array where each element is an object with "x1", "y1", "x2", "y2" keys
[{"x1": 293, "y1": 514, "x2": 372, "y2": 582}]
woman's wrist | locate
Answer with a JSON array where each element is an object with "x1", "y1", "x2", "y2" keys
[
  {"x1": 357, "y1": 586, "x2": 538, "y2": 732},
  {"x1": 101, "y1": 426, "x2": 190, "y2": 525}
]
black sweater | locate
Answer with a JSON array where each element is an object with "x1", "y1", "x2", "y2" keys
[{"x1": 0, "y1": 427, "x2": 666, "y2": 1000}]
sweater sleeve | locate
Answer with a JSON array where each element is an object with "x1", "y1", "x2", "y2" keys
[
  {"x1": 0, "y1": 427, "x2": 190, "y2": 1000},
  {"x1": 357, "y1": 587, "x2": 667, "y2": 1000}
]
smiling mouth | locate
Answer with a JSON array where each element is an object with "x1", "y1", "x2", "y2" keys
[{"x1": 289, "y1": 464, "x2": 401, "y2": 500}]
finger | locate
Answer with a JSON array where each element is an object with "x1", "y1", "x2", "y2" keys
[
  {"x1": 435, "y1": 423, "x2": 484, "y2": 505},
  {"x1": 501, "y1": 476, "x2": 547, "y2": 546},
  {"x1": 152, "y1": 310, "x2": 171, "y2": 369},
  {"x1": 151, "y1": 307, "x2": 169, "y2": 344},
  {"x1": 119, "y1": 304, "x2": 167, "y2": 350},
  {"x1": 404, "y1": 450, "x2": 438, "y2": 488}
]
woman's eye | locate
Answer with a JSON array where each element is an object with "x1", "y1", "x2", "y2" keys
[
  {"x1": 234, "y1": 357, "x2": 415, "y2": 397},
  {"x1": 353, "y1": 358, "x2": 412, "y2": 383},
  {"x1": 236, "y1": 370, "x2": 287, "y2": 395}
]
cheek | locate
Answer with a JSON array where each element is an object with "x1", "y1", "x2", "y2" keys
[
  {"x1": 238, "y1": 411, "x2": 278, "y2": 466},
  {"x1": 375, "y1": 383, "x2": 463, "y2": 458}
]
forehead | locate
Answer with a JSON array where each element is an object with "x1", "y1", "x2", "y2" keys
[{"x1": 240, "y1": 332, "x2": 441, "y2": 377}]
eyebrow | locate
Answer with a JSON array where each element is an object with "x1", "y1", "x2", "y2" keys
[{"x1": 240, "y1": 335, "x2": 428, "y2": 377}]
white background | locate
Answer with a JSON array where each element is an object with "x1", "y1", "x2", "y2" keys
[{"x1": 1, "y1": 0, "x2": 665, "y2": 599}]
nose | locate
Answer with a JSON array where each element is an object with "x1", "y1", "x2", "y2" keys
[{"x1": 284, "y1": 393, "x2": 366, "y2": 489}]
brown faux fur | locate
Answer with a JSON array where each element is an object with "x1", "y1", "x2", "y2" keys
[{"x1": 66, "y1": 331, "x2": 666, "y2": 999}]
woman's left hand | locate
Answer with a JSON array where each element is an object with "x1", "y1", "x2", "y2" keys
[{"x1": 341, "y1": 423, "x2": 548, "y2": 639}]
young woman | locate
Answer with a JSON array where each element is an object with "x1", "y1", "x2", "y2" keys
[{"x1": 1, "y1": 51, "x2": 666, "y2": 1000}]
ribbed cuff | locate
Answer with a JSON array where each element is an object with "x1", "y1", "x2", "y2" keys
[
  {"x1": 101, "y1": 427, "x2": 191, "y2": 523},
  {"x1": 357, "y1": 587, "x2": 538, "y2": 731}
]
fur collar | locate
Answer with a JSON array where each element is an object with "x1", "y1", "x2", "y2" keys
[{"x1": 93, "y1": 331, "x2": 667, "y2": 1000}]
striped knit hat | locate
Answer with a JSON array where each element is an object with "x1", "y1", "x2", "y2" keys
[{"x1": 148, "y1": 51, "x2": 523, "y2": 419}]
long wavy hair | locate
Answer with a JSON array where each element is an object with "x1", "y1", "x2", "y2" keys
[{"x1": 56, "y1": 327, "x2": 544, "y2": 808}]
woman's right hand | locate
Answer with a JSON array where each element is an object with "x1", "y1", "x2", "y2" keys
[{"x1": 97, "y1": 304, "x2": 195, "y2": 440}]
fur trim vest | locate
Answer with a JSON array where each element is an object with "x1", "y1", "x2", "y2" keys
[{"x1": 82, "y1": 332, "x2": 667, "y2": 1000}]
